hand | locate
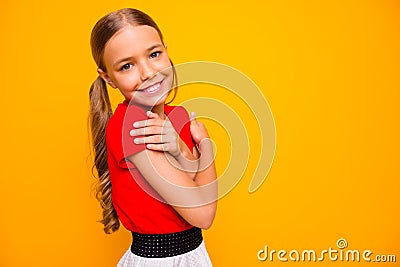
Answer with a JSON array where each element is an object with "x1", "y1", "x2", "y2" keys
[
  {"x1": 130, "y1": 111, "x2": 181, "y2": 157},
  {"x1": 190, "y1": 112, "x2": 210, "y2": 145}
]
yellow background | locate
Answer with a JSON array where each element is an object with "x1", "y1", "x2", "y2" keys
[{"x1": 1, "y1": 0, "x2": 399, "y2": 266}]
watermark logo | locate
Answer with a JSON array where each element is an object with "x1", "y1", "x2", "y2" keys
[
  {"x1": 257, "y1": 238, "x2": 396, "y2": 263},
  {"x1": 336, "y1": 238, "x2": 348, "y2": 250}
]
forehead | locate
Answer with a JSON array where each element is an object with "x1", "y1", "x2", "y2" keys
[{"x1": 103, "y1": 25, "x2": 162, "y2": 63}]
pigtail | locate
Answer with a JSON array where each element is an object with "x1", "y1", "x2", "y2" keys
[{"x1": 89, "y1": 76, "x2": 120, "y2": 234}]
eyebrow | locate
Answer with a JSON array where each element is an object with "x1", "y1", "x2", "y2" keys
[{"x1": 112, "y1": 44, "x2": 164, "y2": 68}]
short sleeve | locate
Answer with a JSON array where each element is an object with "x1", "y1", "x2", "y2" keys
[{"x1": 106, "y1": 104, "x2": 147, "y2": 169}]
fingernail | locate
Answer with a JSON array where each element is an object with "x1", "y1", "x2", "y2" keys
[
  {"x1": 133, "y1": 122, "x2": 139, "y2": 128},
  {"x1": 134, "y1": 138, "x2": 140, "y2": 144},
  {"x1": 147, "y1": 144, "x2": 152, "y2": 148},
  {"x1": 146, "y1": 111, "x2": 152, "y2": 116},
  {"x1": 130, "y1": 130, "x2": 136, "y2": 136}
]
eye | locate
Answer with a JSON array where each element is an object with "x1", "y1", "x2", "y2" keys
[
  {"x1": 120, "y1": 63, "x2": 133, "y2": 71},
  {"x1": 149, "y1": 51, "x2": 161, "y2": 59}
]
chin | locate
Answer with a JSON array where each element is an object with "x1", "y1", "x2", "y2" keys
[{"x1": 129, "y1": 94, "x2": 169, "y2": 109}]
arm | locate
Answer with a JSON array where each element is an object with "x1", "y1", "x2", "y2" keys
[
  {"x1": 164, "y1": 135, "x2": 200, "y2": 178},
  {"x1": 131, "y1": 111, "x2": 199, "y2": 177},
  {"x1": 127, "y1": 140, "x2": 217, "y2": 229}
]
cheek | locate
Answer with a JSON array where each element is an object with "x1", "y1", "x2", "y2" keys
[
  {"x1": 156, "y1": 60, "x2": 174, "y2": 80},
  {"x1": 155, "y1": 55, "x2": 172, "y2": 71},
  {"x1": 116, "y1": 73, "x2": 140, "y2": 90}
]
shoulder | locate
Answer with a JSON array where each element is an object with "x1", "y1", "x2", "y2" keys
[
  {"x1": 108, "y1": 104, "x2": 147, "y2": 129},
  {"x1": 106, "y1": 103, "x2": 147, "y2": 139},
  {"x1": 164, "y1": 105, "x2": 190, "y2": 121}
]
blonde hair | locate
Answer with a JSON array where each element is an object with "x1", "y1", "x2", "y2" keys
[{"x1": 88, "y1": 8, "x2": 176, "y2": 234}]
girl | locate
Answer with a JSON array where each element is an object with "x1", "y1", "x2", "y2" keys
[{"x1": 88, "y1": 8, "x2": 218, "y2": 266}]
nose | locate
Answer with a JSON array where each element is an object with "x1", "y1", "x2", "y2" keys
[{"x1": 139, "y1": 61, "x2": 155, "y2": 81}]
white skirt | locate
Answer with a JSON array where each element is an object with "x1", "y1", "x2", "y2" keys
[{"x1": 117, "y1": 240, "x2": 213, "y2": 267}]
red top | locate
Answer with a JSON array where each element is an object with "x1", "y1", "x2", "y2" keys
[{"x1": 106, "y1": 100, "x2": 195, "y2": 234}]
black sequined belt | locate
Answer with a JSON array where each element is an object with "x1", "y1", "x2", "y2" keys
[{"x1": 130, "y1": 227, "x2": 203, "y2": 258}]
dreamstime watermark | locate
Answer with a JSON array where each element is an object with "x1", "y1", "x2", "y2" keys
[
  {"x1": 122, "y1": 61, "x2": 276, "y2": 207},
  {"x1": 257, "y1": 238, "x2": 397, "y2": 263}
]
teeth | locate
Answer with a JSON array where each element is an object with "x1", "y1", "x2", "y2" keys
[{"x1": 143, "y1": 82, "x2": 161, "y2": 93}]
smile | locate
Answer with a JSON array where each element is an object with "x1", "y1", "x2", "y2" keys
[{"x1": 137, "y1": 79, "x2": 164, "y2": 94}]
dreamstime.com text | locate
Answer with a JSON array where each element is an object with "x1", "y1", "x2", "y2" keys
[{"x1": 257, "y1": 238, "x2": 396, "y2": 263}]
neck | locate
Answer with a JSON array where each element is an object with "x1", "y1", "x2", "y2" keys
[{"x1": 151, "y1": 103, "x2": 165, "y2": 119}]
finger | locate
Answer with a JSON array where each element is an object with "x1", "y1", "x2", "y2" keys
[
  {"x1": 190, "y1": 111, "x2": 197, "y2": 125},
  {"x1": 146, "y1": 110, "x2": 161, "y2": 119},
  {"x1": 134, "y1": 135, "x2": 165, "y2": 144},
  {"x1": 130, "y1": 126, "x2": 164, "y2": 136},
  {"x1": 190, "y1": 111, "x2": 196, "y2": 121},
  {"x1": 133, "y1": 118, "x2": 165, "y2": 128},
  {"x1": 146, "y1": 143, "x2": 167, "y2": 151}
]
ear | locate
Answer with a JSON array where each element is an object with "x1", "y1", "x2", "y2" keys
[{"x1": 97, "y1": 68, "x2": 117, "y2": 88}]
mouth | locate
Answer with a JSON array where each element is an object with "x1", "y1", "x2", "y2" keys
[{"x1": 137, "y1": 79, "x2": 164, "y2": 94}]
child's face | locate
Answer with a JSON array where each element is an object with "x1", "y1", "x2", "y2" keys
[{"x1": 99, "y1": 25, "x2": 173, "y2": 108}]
